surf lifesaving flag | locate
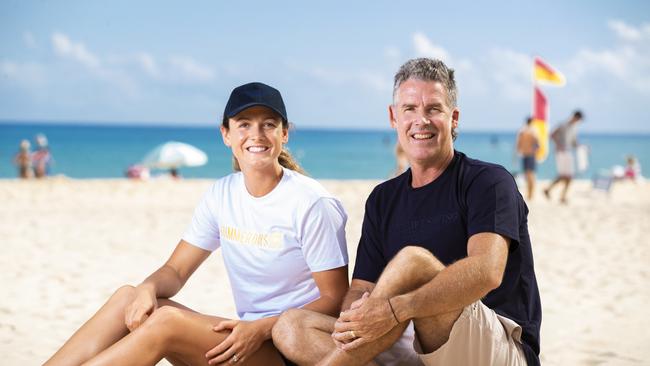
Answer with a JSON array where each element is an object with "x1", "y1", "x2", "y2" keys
[
  {"x1": 533, "y1": 56, "x2": 566, "y2": 86},
  {"x1": 532, "y1": 56, "x2": 565, "y2": 161},
  {"x1": 532, "y1": 86, "x2": 549, "y2": 162}
]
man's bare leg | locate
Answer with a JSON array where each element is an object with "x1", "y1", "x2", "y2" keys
[
  {"x1": 525, "y1": 171, "x2": 535, "y2": 200},
  {"x1": 272, "y1": 309, "x2": 339, "y2": 364},
  {"x1": 560, "y1": 177, "x2": 571, "y2": 203},
  {"x1": 544, "y1": 176, "x2": 562, "y2": 199},
  {"x1": 44, "y1": 285, "x2": 139, "y2": 366},
  {"x1": 318, "y1": 246, "x2": 461, "y2": 366}
]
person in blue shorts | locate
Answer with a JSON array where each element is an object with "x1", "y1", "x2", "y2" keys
[{"x1": 516, "y1": 116, "x2": 540, "y2": 200}]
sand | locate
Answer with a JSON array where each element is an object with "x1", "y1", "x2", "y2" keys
[{"x1": 1, "y1": 177, "x2": 649, "y2": 365}]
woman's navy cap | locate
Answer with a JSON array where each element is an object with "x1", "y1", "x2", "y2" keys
[{"x1": 224, "y1": 82, "x2": 287, "y2": 122}]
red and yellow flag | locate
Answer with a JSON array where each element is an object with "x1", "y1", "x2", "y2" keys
[
  {"x1": 532, "y1": 56, "x2": 565, "y2": 162},
  {"x1": 533, "y1": 57, "x2": 565, "y2": 86},
  {"x1": 532, "y1": 86, "x2": 549, "y2": 162}
]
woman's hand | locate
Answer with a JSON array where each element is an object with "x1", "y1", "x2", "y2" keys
[
  {"x1": 205, "y1": 319, "x2": 269, "y2": 365},
  {"x1": 124, "y1": 284, "x2": 158, "y2": 331}
]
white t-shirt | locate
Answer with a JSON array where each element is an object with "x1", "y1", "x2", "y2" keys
[{"x1": 183, "y1": 168, "x2": 348, "y2": 320}]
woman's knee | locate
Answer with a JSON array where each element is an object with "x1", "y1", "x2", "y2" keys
[
  {"x1": 145, "y1": 305, "x2": 185, "y2": 329},
  {"x1": 108, "y1": 285, "x2": 137, "y2": 307},
  {"x1": 137, "y1": 306, "x2": 185, "y2": 344}
]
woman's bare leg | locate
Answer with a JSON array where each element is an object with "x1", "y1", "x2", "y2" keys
[
  {"x1": 81, "y1": 299, "x2": 284, "y2": 366},
  {"x1": 44, "y1": 285, "x2": 138, "y2": 366}
]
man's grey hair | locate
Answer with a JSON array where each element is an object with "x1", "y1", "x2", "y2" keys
[{"x1": 392, "y1": 58, "x2": 458, "y2": 109}]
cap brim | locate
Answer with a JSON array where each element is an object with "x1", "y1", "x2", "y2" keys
[{"x1": 226, "y1": 102, "x2": 287, "y2": 121}]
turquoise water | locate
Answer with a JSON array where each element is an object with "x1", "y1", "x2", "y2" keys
[{"x1": 1, "y1": 122, "x2": 649, "y2": 180}]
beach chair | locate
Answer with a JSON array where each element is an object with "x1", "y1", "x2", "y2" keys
[{"x1": 592, "y1": 171, "x2": 614, "y2": 193}]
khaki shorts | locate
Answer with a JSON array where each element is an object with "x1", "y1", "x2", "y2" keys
[
  {"x1": 556, "y1": 150, "x2": 575, "y2": 177},
  {"x1": 415, "y1": 301, "x2": 526, "y2": 366}
]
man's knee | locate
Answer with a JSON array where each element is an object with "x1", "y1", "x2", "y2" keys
[
  {"x1": 272, "y1": 309, "x2": 306, "y2": 353},
  {"x1": 393, "y1": 246, "x2": 444, "y2": 273}
]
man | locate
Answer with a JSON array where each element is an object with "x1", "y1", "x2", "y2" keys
[
  {"x1": 273, "y1": 58, "x2": 541, "y2": 366},
  {"x1": 543, "y1": 110, "x2": 583, "y2": 204},
  {"x1": 516, "y1": 116, "x2": 540, "y2": 200}
]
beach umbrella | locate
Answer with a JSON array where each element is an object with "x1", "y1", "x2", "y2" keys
[{"x1": 141, "y1": 141, "x2": 208, "y2": 169}]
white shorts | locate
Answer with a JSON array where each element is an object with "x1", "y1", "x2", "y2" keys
[{"x1": 556, "y1": 150, "x2": 575, "y2": 177}]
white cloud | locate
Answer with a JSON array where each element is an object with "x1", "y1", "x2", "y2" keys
[
  {"x1": 135, "y1": 52, "x2": 159, "y2": 78},
  {"x1": 565, "y1": 20, "x2": 650, "y2": 94},
  {"x1": 169, "y1": 56, "x2": 215, "y2": 82},
  {"x1": 607, "y1": 20, "x2": 649, "y2": 42},
  {"x1": 50, "y1": 32, "x2": 141, "y2": 97},
  {"x1": 487, "y1": 48, "x2": 533, "y2": 101},
  {"x1": 52, "y1": 32, "x2": 100, "y2": 69},
  {"x1": 412, "y1": 32, "x2": 451, "y2": 63},
  {"x1": 411, "y1": 32, "x2": 476, "y2": 74},
  {"x1": 295, "y1": 63, "x2": 390, "y2": 93},
  {"x1": 46, "y1": 32, "x2": 219, "y2": 99},
  {"x1": 0, "y1": 60, "x2": 47, "y2": 87}
]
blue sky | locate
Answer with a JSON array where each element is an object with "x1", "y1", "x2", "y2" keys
[{"x1": 1, "y1": 0, "x2": 649, "y2": 132}]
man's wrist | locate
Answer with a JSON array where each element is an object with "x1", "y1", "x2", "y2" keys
[
  {"x1": 390, "y1": 294, "x2": 411, "y2": 323},
  {"x1": 387, "y1": 297, "x2": 400, "y2": 324}
]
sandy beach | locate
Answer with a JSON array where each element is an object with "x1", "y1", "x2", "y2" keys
[{"x1": 1, "y1": 177, "x2": 649, "y2": 365}]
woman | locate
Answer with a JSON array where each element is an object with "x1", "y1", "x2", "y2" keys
[
  {"x1": 13, "y1": 139, "x2": 33, "y2": 178},
  {"x1": 44, "y1": 82, "x2": 350, "y2": 366},
  {"x1": 32, "y1": 133, "x2": 53, "y2": 178}
]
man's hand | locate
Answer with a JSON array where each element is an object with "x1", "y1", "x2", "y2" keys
[
  {"x1": 331, "y1": 295, "x2": 399, "y2": 351},
  {"x1": 348, "y1": 291, "x2": 369, "y2": 311},
  {"x1": 332, "y1": 292, "x2": 369, "y2": 348}
]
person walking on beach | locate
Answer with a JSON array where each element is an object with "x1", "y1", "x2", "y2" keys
[
  {"x1": 44, "y1": 82, "x2": 350, "y2": 366},
  {"x1": 543, "y1": 110, "x2": 584, "y2": 204},
  {"x1": 13, "y1": 139, "x2": 33, "y2": 179},
  {"x1": 32, "y1": 133, "x2": 53, "y2": 178},
  {"x1": 516, "y1": 116, "x2": 540, "y2": 200},
  {"x1": 273, "y1": 58, "x2": 542, "y2": 366}
]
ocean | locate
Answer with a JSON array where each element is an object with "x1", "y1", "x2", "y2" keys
[{"x1": 1, "y1": 122, "x2": 649, "y2": 180}]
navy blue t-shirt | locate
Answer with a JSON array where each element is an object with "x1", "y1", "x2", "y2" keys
[{"x1": 353, "y1": 151, "x2": 541, "y2": 366}]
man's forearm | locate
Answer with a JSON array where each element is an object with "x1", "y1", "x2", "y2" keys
[{"x1": 391, "y1": 255, "x2": 499, "y2": 323}]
